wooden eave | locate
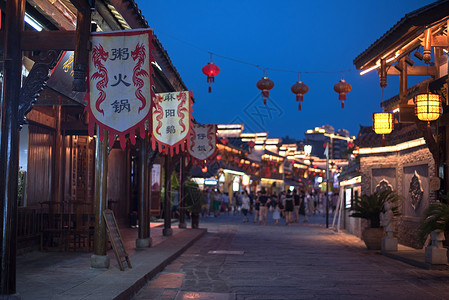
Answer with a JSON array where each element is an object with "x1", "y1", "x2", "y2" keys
[{"x1": 353, "y1": 0, "x2": 449, "y2": 71}]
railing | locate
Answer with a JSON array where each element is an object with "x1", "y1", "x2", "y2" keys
[{"x1": 17, "y1": 207, "x2": 43, "y2": 250}]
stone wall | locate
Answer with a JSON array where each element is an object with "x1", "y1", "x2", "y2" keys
[{"x1": 359, "y1": 144, "x2": 436, "y2": 248}]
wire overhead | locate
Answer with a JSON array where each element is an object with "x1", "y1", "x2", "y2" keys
[{"x1": 156, "y1": 30, "x2": 353, "y2": 76}]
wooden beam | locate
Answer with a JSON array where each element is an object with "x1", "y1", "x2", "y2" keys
[
  {"x1": 27, "y1": 0, "x2": 76, "y2": 30},
  {"x1": 22, "y1": 31, "x2": 76, "y2": 50},
  {"x1": 0, "y1": 31, "x2": 76, "y2": 51},
  {"x1": 26, "y1": 109, "x2": 56, "y2": 128},
  {"x1": 387, "y1": 66, "x2": 437, "y2": 76},
  {"x1": 429, "y1": 35, "x2": 449, "y2": 48}
]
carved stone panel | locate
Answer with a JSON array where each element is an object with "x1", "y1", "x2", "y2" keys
[
  {"x1": 372, "y1": 168, "x2": 396, "y2": 194},
  {"x1": 403, "y1": 165, "x2": 428, "y2": 217},
  {"x1": 409, "y1": 171, "x2": 424, "y2": 211}
]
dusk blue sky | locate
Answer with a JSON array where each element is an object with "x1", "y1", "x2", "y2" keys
[{"x1": 140, "y1": 0, "x2": 435, "y2": 140}]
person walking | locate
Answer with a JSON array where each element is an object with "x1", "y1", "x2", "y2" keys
[
  {"x1": 283, "y1": 190, "x2": 294, "y2": 225},
  {"x1": 293, "y1": 189, "x2": 300, "y2": 223},
  {"x1": 253, "y1": 191, "x2": 260, "y2": 223},
  {"x1": 212, "y1": 190, "x2": 220, "y2": 217},
  {"x1": 241, "y1": 191, "x2": 250, "y2": 222},
  {"x1": 299, "y1": 190, "x2": 308, "y2": 223},
  {"x1": 258, "y1": 189, "x2": 270, "y2": 225},
  {"x1": 271, "y1": 195, "x2": 281, "y2": 225},
  {"x1": 307, "y1": 192, "x2": 316, "y2": 216}
]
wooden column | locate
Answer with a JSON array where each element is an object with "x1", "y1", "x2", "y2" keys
[
  {"x1": 54, "y1": 104, "x2": 63, "y2": 203},
  {"x1": 178, "y1": 155, "x2": 186, "y2": 228},
  {"x1": 136, "y1": 136, "x2": 151, "y2": 248},
  {"x1": 399, "y1": 57, "x2": 408, "y2": 102},
  {"x1": 0, "y1": 0, "x2": 24, "y2": 296},
  {"x1": 72, "y1": 2, "x2": 91, "y2": 92},
  {"x1": 163, "y1": 154, "x2": 172, "y2": 236},
  {"x1": 91, "y1": 127, "x2": 110, "y2": 268}
]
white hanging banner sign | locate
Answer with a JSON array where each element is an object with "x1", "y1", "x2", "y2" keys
[
  {"x1": 188, "y1": 124, "x2": 217, "y2": 163},
  {"x1": 87, "y1": 29, "x2": 155, "y2": 149},
  {"x1": 151, "y1": 91, "x2": 194, "y2": 156}
]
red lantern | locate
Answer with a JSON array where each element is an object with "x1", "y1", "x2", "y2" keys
[
  {"x1": 202, "y1": 166, "x2": 208, "y2": 173},
  {"x1": 248, "y1": 141, "x2": 255, "y2": 148},
  {"x1": 234, "y1": 157, "x2": 239, "y2": 163},
  {"x1": 291, "y1": 81, "x2": 309, "y2": 111},
  {"x1": 347, "y1": 142, "x2": 354, "y2": 148},
  {"x1": 202, "y1": 62, "x2": 220, "y2": 93},
  {"x1": 216, "y1": 154, "x2": 222, "y2": 161},
  {"x1": 221, "y1": 137, "x2": 229, "y2": 145},
  {"x1": 334, "y1": 79, "x2": 352, "y2": 108},
  {"x1": 256, "y1": 77, "x2": 274, "y2": 105}
]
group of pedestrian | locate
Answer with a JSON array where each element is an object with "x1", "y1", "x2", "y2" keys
[
  {"x1": 201, "y1": 187, "x2": 335, "y2": 225},
  {"x1": 248, "y1": 188, "x2": 309, "y2": 226}
]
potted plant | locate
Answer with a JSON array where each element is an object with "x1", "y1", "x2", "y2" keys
[
  {"x1": 183, "y1": 180, "x2": 204, "y2": 228},
  {"x1": 419, "y1": 202, "x2": 449, "y2": 241},
  {"x1": 350, "y1": 190, "x2": 401, "y2": 250}
]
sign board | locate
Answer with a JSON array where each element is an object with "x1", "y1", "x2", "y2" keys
[
  {"x1": 188, "y1": 124, "x2": 217, "y2": 162},
  {"x1": 88, "y1": 29, "x2": 155, "y2": 149},
  {"x1": 103, "y1": 209, "x2": 132, "y2": 271}
]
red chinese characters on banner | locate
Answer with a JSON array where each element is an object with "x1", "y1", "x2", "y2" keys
[
  {"x1": 188, "y1": 124, "x2": 217, "y2": 163},
  {"x1": 152, "y1": 91, "x2": 194, "y2": 156},
  {"x1": 87, "y1": 29, "x2": 155, "y2": 149}
]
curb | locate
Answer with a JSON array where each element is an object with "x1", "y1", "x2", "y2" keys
[{"x1": 115, "y1": 228, "x2": 207, "y2": 300}]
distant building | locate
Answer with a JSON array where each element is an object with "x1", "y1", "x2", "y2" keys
[{"x1": 304, "y1": 125, "x2": 354, "y2": 159}]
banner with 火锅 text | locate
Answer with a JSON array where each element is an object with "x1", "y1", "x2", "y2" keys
[
  {"x1": 87, "y1": 29, "x2": 155, "y2": 149},
  {"x1": 152, "y1": 91, "x2": 194, "y2": 156}
]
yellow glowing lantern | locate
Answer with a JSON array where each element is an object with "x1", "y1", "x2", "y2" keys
[
  {"x1": 372, "y1": 112, "x2": 394, "y2": 135},
  {"x1": 414, "y1": 93, "x2": 441, "y2": 122}
]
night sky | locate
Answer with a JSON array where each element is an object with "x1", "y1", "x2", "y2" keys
[{"x1": 139, "y1": 0, "x2": 434, "y2": 140}]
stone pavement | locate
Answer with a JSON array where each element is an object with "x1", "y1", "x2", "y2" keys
[
  {"x1": 16, "y1": 223, "x2": 206, "y2": 300},
  {"x1": 133, "y1": 212, "x2": 449, "y2": 300}
]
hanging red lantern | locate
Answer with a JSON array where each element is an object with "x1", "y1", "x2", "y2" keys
[
  {"x1": 216, "y1": 154, "x2": 222, "y2": 161},
  {"x1": 202, "y1": 60, "x2": 220, "y2": 93},
  {"x1": 248, "y1": 141, "x2": 255, "y2": 148},
  {"x1": 256, "y1": 77, "x2": 274, "y2": 105},
  {"x1": 291, "y1": 81, "x2": 309, "y2": 111},
  {"x1": 202, "y1": 166, "x2": 208, "y2": 173},
  {"x1": 334, "y1": 79, "x2": 352, "y2": 108},
  {"x1": 234, "y1": 157, "x2": 239, "y2": 163},
  {"x1": 221, "y1": 137, "x2": 229, "y2": 145},
  {"x1": 347, "y1": 142, "x2": 354, "y2": 148}
]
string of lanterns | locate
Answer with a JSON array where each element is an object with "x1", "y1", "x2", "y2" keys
[{"x1": 201, "y1": 51, "x2": 353, "y2": 110}]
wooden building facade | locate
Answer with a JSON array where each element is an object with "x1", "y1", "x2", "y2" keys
[
  {"x1": 0, "y1": 0, "x2": 187, "y2": 295},
  {"x1": 353, "y1": 0, "x2": 449, "y2": 247}
]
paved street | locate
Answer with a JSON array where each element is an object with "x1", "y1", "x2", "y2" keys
[{"x1": 134, "y1": 212, "x2": 449, "y2": 300}]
